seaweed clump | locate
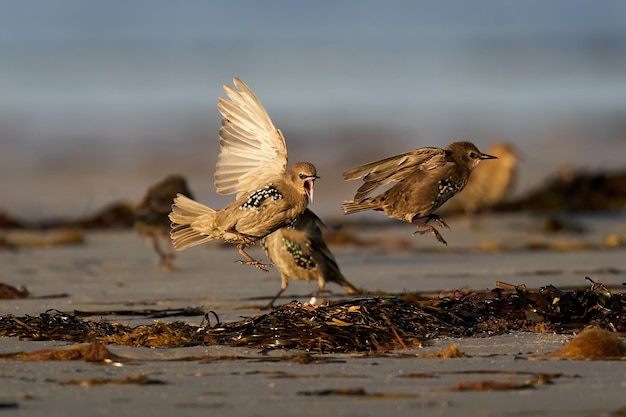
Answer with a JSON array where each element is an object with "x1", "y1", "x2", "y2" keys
[{"x1": 0, "y1": 280, "x2": 624, "y2": 353}]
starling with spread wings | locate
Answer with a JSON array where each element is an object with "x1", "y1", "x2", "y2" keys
[{"x1": 170, "y1": 78, "x2": 319, "y2": 270}]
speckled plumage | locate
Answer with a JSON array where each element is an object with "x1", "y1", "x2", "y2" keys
[
  {"x1": 169, "y1": 78, "x2": 319, "y2": 270},
  {"x1": 261, "y1": 209, "x2": 359, "y2": 309},
  {"x1": 134, "y1": 174, "x2": 194, "y2": 271},
  {"x1": 240, "y1": 185, "x2": 283, "y2": 209},
  {"x1": 342, "y1": 141, "x2": 496, "y2": 245},
  {"x1": 171, "y1": 162, "x2": 317, "y2": 246}
]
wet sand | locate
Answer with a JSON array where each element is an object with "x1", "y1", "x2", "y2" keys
[{"x1": 1, "y1": 213, "x2": 625, "y2": 416}]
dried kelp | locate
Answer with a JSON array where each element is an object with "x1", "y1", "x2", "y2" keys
[
  {"x1": 531, "y1": 327, "x2": 626, "y2": 360},
  {"x1": 416, "y1": 345, "x2": 468, "y2": 358},
  {"x1": 0, "y1": 237, "x2": 18, "y2": 251},
  {"x1": 72, "y1": 307, "x2": 205, "y2": 318},
  {"x1": 200, "y1": 284, "x2": 623, "y2": 352},
  {"x1": 101, "y1": 321, "x2": 199, "y2": 348},
  {"x1": 499, "y1": 169, "x2": 626, "y2": 213},
  {"x1": 0, "y1": 311, "x2": 201, "y2": 347},
  {"x1": 1, "y1": 229, "x2": 84, "y2": 248},
  {"x1": 0, "y1": 283, "x2": 29, "y2": 299},
  {"x1": 297, "y1": 387, "x2": 416, "y2": 399},
  {"x1": 443, "y1": 379, "x2": 537, "y2": 391},
  {"x1": 52, "y1": 374, "x2": 166, "y2": 386},
  {"x1": 0, "y1": 310, "x2": 130, "y2": 342},
  {"x1": 0, "y1": 342, "x2": 121, "y2": 362},
  {"x1": 204, "y1": 298, "x2": 430, "y2": 352},
  {"x1": 0, "y1": 280, "x2": 624, "y2": 353}
]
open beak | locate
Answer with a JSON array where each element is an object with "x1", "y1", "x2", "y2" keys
[
  {"x1": 304, "y1": 176, "x2": 319, "y2": 204},
  {"x1": 479, "y1": 153, "x2": 498, "y2": 160}
]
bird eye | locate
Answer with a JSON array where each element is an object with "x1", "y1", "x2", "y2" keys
[
  {"x1": 469, "y1": 151, "x2": 477, "y2": 158},
  {"x1": 299, "y1": 173, "x2": 306, "y2": 179}
]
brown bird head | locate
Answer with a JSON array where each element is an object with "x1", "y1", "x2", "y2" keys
[
  {"x1": 286, "y1": 162, "x2": 319, "y2": 203},
  {"x1": 447, "y1": 141, "x2": 497, "y2": 171}
]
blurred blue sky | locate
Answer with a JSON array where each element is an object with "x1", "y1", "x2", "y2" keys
[
  {"x1": 2, "y1": 0, "x2": 625, "y2": 139},
  {"x1": 2, "y1": 0, "x2": 625, "y2": 42}
]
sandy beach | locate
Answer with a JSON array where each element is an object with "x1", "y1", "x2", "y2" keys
[{"x1": 1, "y1": 213, "x2": 625, "y2": 416}]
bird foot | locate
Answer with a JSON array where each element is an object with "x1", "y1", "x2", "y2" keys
[
  {"x1": 159, "y1": 261, "x2": 176, "y2": 272},
  {"x1": 412, "y1": 224, "x2": 448, "y2": 245},
  {"x1": 236, "y1": 245, "x2": 273, "y2": 272},
  {"x1": 236, "y1": 259, "x2": 273, "y2": 273},
  {"x1": 424, "y1": 214, "x2": 451, "y2": 230},
  {"x1": 159, "y1": 254, "x2": 176, "y2": 272}
]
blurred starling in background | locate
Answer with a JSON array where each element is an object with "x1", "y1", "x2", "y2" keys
[
  {"x1": 135, "y1": 174, "x2": 194, "y2": 271},
  {"x1": 453, "y1": 142, "x2": 519, "y2": 224},
  {"x1": 342, "y1": 141, "x2": 496, "y2": 245},
  {"x1": 262, "y1": 209, "x2": 359, "y2": 309},
  {"x1": 169, "y1": 78, "x2": 319, "y2": 271}
]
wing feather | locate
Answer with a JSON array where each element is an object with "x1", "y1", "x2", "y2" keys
[
  {"x1": 215, "y1": 78, "x2": 287, "y2": 197},
  {"x1": 343, "y1": 147, "x2": 447, "y2": 200}
]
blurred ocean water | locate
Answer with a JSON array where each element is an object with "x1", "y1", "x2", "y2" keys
[{"x1": 1, "y1": 0, "x2": 626, "y2": 220}]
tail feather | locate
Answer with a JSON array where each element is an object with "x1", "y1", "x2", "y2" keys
[
  {"x1": 169, "y1": 193, "x2": 217, "y2": 250},
  {"x1": 337, "y1": 276, "x2": 359, "y2": 295},
  {"x1": 341, "y1": 199, "x2": 378, "y2": 215},
  {"x1": 319, "y1": 250, "x2": 360, "y2": 295}
]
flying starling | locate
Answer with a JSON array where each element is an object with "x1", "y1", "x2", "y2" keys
[
  {"x1": 134, "y1": 174, "x2": 194, "y2": 271},
  {"x1": 169, "y1": 78, "x2": 319, "y2": 271},
  {"x1": 262, "y1": 209, "x2": 359, "y2": 309},
  {"x1": 342, "y1": 141, "x2": 496, "y2": 245}
]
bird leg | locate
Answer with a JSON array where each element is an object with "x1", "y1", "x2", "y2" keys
[
  {"x1": 411, "y1": 216, "x2": 448, "y2": 246},
  {"x1": 162, "y1": 238, "x2": 177, "y2": 272},
  {"x1": 263, "y1": 275, "x2": 290, "y2": 310},
  {"x1": 308, "y1": 284, "x2": 328, "y2": 306},
  {"x1": 412, "y1": 223, "x2": 447, "y2": 245},
  {"x1": 263, "y1": 288, "x2": 285, "y2": 310},
  {"x1": 236, "y1": 244, "x2": 273, "y2": 272},
  {"x1": 423, "y1": 213, "x2": 451, "y2": 230},
  {"x1": 151, "y1": 236, "x2": 175, "y2": 272},
  {"x1": 314, "y1": 280, "x2": 326, "y2": 298},
  {"x1": 264, "y1": 281, "x2": 330, "y2": 310}
]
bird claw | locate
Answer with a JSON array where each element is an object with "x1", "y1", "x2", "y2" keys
[
  {"x1": 236, "y1": 259, "x2": 273, "y2": 273},
  {"x1": 236, "y1": 245, "x2": 273, "y2": 272},
  {"x1": 424, "y1": 214, "x2": 450, "y2": 230},
  {"x1": 412, "y1": 225, "x2": 448, "y2": 245},
  {"x1": 434, "y1": 217, "x2": 450, "y2": 230},
  {"x1": 430, "y1": 229, "x2": 448, "y2": 245}
]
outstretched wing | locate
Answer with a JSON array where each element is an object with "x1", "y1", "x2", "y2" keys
[
  {"x1": 343, "y1": 147, "x2": 446, "y2": 200},
  {"x1": 214, "y1": 78, "x2": 288, "y2": 198}
]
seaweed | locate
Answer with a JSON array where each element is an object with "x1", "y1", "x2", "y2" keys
[{"x1": 0, "y1": 280, "x2": 624, "y2": 353}]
